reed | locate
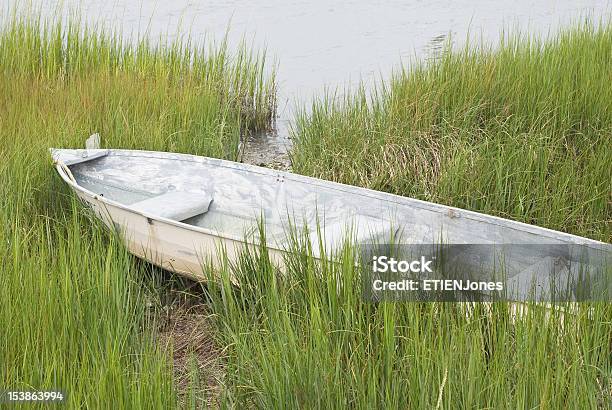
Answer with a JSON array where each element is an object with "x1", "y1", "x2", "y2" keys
[
  {"x1": 0, "y1": 9, "x2": 275, "y2": 408},
  {"x1": 204, "y1": 234, "x2": 612, "y2": 408},
  {"x1": 2, "y1": 6, "x2": 610, "y2": 409}
]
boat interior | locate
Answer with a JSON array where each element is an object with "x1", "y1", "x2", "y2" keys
[{"x1": 64, "y1": 150, "x2": 401, "y2": 249}]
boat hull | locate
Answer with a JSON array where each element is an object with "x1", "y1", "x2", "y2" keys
[{"x1": 51, "y1": 148, "x2": 609, "y2": 285}]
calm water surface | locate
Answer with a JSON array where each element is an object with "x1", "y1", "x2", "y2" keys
[{"x1": 19, "y1": 0, "x2": 612, "y2": 166}]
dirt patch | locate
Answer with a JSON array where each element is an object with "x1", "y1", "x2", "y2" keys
[
  {"x1": 240, "y1": 121, "x2": 292, "y2": 171},
  {"x1": 155, "y1": 286, "x2": 225, "y2": 408}
]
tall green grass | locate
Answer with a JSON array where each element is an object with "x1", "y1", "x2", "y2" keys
[
  {"x1": 0, "y1": 10, "x2": 275, "y2": 408},
  {"x1": 2, "y1": 8, "x2": 611, "y2": 409},
  {"x1": 204, "y1": 236, "x2": 612, "y2": 408},
  {"x1": 292, "y1": 21, "x2": 611, "y2": 242}
]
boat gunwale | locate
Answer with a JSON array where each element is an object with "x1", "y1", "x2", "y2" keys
[{"x1": 51, "y1": 148, "x2": 610, "y2": 250}]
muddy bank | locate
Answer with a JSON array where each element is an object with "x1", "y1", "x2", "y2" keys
[{"x1": 240, "y1": 118, "x2": 292, "y2": 170}]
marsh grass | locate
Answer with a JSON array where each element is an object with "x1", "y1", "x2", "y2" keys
[
  {"x1": 204, "y1": 234, "x2": 612, "y2": 408},
  {"x1": 2, "y1": 6, "x2": 611, "y2": 409},
  {"x1": 0, "y1": 9, "x2": 274, "y2": 408},
  {"x1": 292, "y1": 21, "x2": 612, "y2": 242}
]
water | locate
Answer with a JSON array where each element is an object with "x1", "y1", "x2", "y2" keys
[{"x1": 22, "y1": 0, "x2": 612, "y2": 167}]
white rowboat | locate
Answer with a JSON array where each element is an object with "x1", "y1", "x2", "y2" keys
[{"x1": 50, "y1": 141, "x2": 609, "y2": 299}]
